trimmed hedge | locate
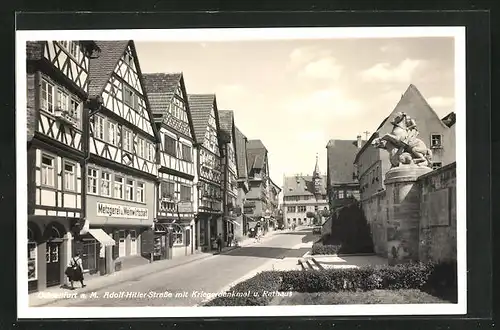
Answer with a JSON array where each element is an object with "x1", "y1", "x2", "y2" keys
[
  {"x1": 204, "y1": 271, "x2": 282, "y2": 306},
  {"x1": 280, "y1": 262, "x2": 435, "y2": 292},
  {"x1": 312, "y1": 243, "x2": 341, "y2": 255},
  {"x1": 205, "y1": 262, "x2": 457, "y2": 305}
]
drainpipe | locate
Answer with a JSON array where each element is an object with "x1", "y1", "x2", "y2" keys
[{"x1": 79, "y1": 96, "x2": 103, "y2": 236}]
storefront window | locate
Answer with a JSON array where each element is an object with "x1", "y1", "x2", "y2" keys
[
  {"x1": 173, "y1": 227, "x2": 183, "y2": 245},
  {"x1": 28, "y1": 228, "x2": 37, "y2": 281}
]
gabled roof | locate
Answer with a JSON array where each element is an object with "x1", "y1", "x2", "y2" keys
[
  {"x1": 218, "y1": 110, "x2": 234, "y2": 137},
  {"x1": 269, "y1": 178, "x2": 282, "y2": 193},
  {"x1": 326, "y1": 139, "x2": 360, "y2": 185},
  {"x1": 143, "y1": 72, "x2": 196, "y2": 142},
  {"x1": 354, "y1": 84, "x2": 447, "y2": 164},
  {"x1": 218, "y1": 110, "x2": 235, "y2": 145},
  {"x1": 88, "y1": 40, "x2": 160, "y2": 142},
  {"x1": 247, "y1": 139, "x2": 268, "y2": 170},
  {"x1": 188, "y1": 94, "x2": 218, "y2": 144},
  {"x1": 143, "y1": 73, "x2": 182, "y2": 120},
  {"x1": 234, "y1": 126, "x2": 249, "y2": 179},
  {"x1": 88, "y1": 40, "x2": 130, "y2": 99},
  {"x1": 283, "y1": 175, "x2": 327, "y2": 197}
]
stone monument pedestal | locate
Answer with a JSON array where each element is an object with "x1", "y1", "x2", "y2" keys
[{"x1": 384, "y1": 164, "x2": 431, "y2": 265}]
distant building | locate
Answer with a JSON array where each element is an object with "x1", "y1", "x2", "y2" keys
[
  {"x1": 218, "y1": 110, "x2": 240, "y2": 245},
  {"x1": 268, "y1": 178, "x2": 282, "y2": 228},
  {"x1": 325, "y1": 138, "x2": 362, "y2": 211},
  {"x1": 354, "y1": 84, "x2": 456, "y2": 203},
  {"x1": 282, "y1": 156, "x2": 328, "y2": 227},
  {"x1": 244, "y1": 140, "x2": 271, "y2": 232},
  {"x1": 233, "y1": 126, "x2": 250, "y2": 239}
]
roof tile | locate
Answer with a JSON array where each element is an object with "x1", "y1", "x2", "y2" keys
[
  {"x1": 88, "y1": 40, "x2": 130, "y2": 98},
  {"x1": 188, "y1": 94, "x2": 216, "y2": 143},
  {"x1": 234, "y1": 126, "x2": 248, "y2": 179},
  {"x1": 246, "y1": 139, "x2": 267, "y2": 170},
  {"x1": 326, "y1": 139, "x2": 360, "y2": 185},
  {"x1": 283, "y1": 175, "x2": 327, "y2": 197}
]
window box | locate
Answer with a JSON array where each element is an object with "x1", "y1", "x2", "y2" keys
[{"x1": 54, "y1": 108, "x2": 77, "y2": 126}]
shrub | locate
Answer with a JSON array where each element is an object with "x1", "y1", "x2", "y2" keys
[
  {"x1": 329, "y1": 204, "x2": 374, "y2": 254},
  {"x1": 204, "y1": 271, "x2": 282, "y2": 306},
  {"x1": 312, "y1": 243, "x2": 341, "y2": 255},
  {"x1": 279, "y1": 262, "x2": 435, "y2": 293},
  {"x1": 205, "y1": 261, "x2": 457, "y2": 306},
  {"x1": 421, "y1": 260, "x2": 458, "y2": 302}
]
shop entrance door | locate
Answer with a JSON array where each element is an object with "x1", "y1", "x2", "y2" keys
[
  {"x1": 46, "y1": 241, "x2": 61, "y2": 287},
  {"x1": 130, "y1": 230, "x2": 137, "y2": 255},
  {"x1": 45, "y1": 224, "x2": 63, "y2": 288},
  {"x1": 118, "y1": 230, "x2": 126, "y2": 257}
]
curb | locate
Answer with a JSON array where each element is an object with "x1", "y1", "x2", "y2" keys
[
  {"x1": 195, "y1": 240, "x2": 306, "y2": 307},
  {"x1": 194, "y1": 257, "x2": 279, "y2": 307}
]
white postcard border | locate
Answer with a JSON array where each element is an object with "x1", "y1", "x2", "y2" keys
[{"x1": 16, "y1": 26, "x2": 467, "y2": 319}]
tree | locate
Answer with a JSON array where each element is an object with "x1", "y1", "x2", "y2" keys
[{"x1": 306, "y1": 211, "x2": 316, "y2": 218}]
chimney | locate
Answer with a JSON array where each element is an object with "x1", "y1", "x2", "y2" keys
[{"x1": 356, "y1": 135, "x2": 362, "y2": 149}]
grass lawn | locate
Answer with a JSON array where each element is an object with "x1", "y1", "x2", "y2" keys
[{"x1": 269, "y1": 289, "x2": 451, "y2": 305}]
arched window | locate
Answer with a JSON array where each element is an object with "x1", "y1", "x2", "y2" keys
[{"x1": 28, "y1": 228, "x2": 37, "y2": 281}]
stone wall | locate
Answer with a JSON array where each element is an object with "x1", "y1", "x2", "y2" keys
[
  {"x1": 418, "y1": 162, "x2": 457, "y2": 263},
  {"x1": 361, "y1": 190, "x2": 387, "y2": 256},
  {"x1": 360, "y1": 162, "x2": 457, "y2": 263}
]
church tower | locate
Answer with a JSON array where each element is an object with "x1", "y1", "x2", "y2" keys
[{"x1": 313, "y1": 153, "x2": 322, "y2": 197}]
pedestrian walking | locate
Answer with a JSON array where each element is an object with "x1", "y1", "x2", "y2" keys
[
  {"x1": 216, "y1": 233, "x2": 223, "y2": 252},
  {"x1": 65, "y1": 252, "x2": 86, "y2": 290},
  {"x1": 227, "y1": 232, "x2": 233, "y2": 247}
]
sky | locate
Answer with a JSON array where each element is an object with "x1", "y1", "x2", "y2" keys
[{"x1": 135, "y1": 37, "x2": 455, "y2": 191}]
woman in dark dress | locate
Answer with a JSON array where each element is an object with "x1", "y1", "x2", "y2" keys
[{"x1": 67, "y1": 252, "x2": 86, "y2": 290}]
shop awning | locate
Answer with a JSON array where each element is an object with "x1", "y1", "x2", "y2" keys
[
  {"x1": 224, "y1": 217, "x2": 241, "y2": 226},
  {"x1": 88, "y1": 229, "x2": 116, "y2": 246}
]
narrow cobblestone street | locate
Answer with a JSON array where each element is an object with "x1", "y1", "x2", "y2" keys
[{"x1": 35, "y1": 228, "x2": 314, "y2": 307}]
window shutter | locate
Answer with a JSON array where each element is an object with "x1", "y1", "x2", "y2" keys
[
  {"x1": 185, "y1": 229, "x2": 191, "y2": 246},
  {"x1": 112, "y1": 230, "x2": 119, "y2": 259}
]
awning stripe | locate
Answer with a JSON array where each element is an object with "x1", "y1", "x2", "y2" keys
[{"x1": 88, "y1": 229, "x2": 116, "y2": 246}]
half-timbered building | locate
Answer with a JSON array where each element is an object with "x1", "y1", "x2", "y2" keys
[
  {"x1": 245, "y1": 140, "x2": 272, "y2": 233},
  {"x1": 188, "y1": 94, "x2": 223, "y2": 251},
  {"x1": 83, "y1": 40, "x2": 160, "y2": 274},
  {"x1": 218, "y1": 110, "x2": 240, "y2": 245},
  {"x1": 26, "y1": 40, "x2": 100, "y2": 292},
  {"x1": 143, "y1": 73, "x2": 198, "y2": 259},
  {"x1": 234, "y1": 126, "x2": 250, "y2": 239}
]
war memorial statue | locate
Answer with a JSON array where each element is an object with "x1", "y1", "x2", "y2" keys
[
  {"x1": 372, "y1": 112, "x2": 433, "y2": 168},
  {"x1": 370, "y1": 112, "x2": 434, "y2": 264}
]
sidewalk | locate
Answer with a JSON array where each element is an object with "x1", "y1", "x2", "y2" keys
[{"x1": 29, "y1": 229, "x2": 287, "y2": 307}]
